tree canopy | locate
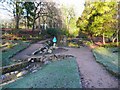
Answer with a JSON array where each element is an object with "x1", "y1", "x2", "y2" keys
[{"x1": 76, "y1": 2, "x2": 118, "y2": 44}]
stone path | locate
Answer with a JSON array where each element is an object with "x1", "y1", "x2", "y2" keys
[{"x1": 12, "y1": 40, "x2": 119, "y2": 88}]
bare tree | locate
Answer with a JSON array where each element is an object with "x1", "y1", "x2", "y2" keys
[{"x1": 0, "y1": 0, "x2": 24, "y2": 29}]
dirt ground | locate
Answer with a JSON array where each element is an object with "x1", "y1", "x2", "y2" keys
[
  {"x1": 60, "y1": 47, "x2": 119, "y2": 88},
  {"x1": 12, "y1": 40, "x2": 119, "y2": 88}
]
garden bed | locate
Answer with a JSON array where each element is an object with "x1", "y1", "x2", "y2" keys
[
  {"x1": 2, "y1": 58, "x2": 82, "y2": 88},
  {"x1": 92, "y1": 47, "x2": 119, "y2": 77}
]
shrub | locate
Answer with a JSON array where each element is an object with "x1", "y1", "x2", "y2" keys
[
  {"x1": 60, "y1": 28, "x2": 69, "y2": 37},
  {"x1": 101, "y1": 42, "x2": 118, "y2": 48},
  {"x1": 47, "y1": 28, "x2": 61, "y2": 37},
  {"x1": 21, "y1": 36, "x2": 27, "y2": 40},
  {"x1": 85, "y1": 41, "x2": 94, "y2": 46},
  {"x1": 7, "y1": 44, "x2": 14, "y2": 49}
]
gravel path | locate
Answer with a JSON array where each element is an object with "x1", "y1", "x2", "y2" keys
[
  {"x1": 12, "y1": 40, "x2": 119, "y2": 88},
  {"x1": 60, "y1": 47, "x2": 119, "y2": 88}
]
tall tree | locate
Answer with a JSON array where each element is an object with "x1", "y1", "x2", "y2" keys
[
  {"x1": 0, "y1": 0, "x2": 24, "y2": 29},
  {"x1": 77, "y1": 2, "x2": 117, "y2": 44},
  {"x1": 61, "y1": 5, "x2": 78, "y2": 37},
  {"x1": 23, "y1": 2, "x2": 35, "y2": 29}
]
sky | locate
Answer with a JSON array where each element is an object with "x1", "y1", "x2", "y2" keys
[
  {"x1": 0, "y1": 0, "x2": 85, "y2": 22},
  {"x1": 0, "y1": 1, "x2": 13, "y2": 21},
  {"x1": 56, "y1": 0, "x2": 85, "y2": 18}
]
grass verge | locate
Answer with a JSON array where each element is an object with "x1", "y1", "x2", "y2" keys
[
  {"x1": 1, "y1": 41, "x2": 30, "y2": 67},
  {"x1": 92, "y1": 47, "x2": 119, "y2": 77},
  {"x1": 2, "y1": 58, "x2": 82, "y2": 88}
]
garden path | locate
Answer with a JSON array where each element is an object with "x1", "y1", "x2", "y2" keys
[
  {"x1": 12, "y1": 39, "x2": 51, "y2": 60},
  {"x1": 60, "y1": 47, "x2": 119, "y2": 88},
  {"x1": 12, "y1": 40, "x2": 119, "y2": 88}
]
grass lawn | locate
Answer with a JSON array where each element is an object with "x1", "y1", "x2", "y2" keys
[
  {"x1": 1, "y1": 41, "x2": 30, "y2": 67},
  {"x1": 92, "y1": 47, "x2": 119, "y2": 77},
  {"x1": 2, "y1": 58, "x2": 82, "y2": 88}
]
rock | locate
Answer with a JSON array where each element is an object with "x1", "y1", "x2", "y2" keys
[
  {"x1": 43, "y1": 49, "x2": 47, "y2": 52},
  {"x1": 16, "y1": 70, "x2": 28, "y2": 77},
  {"x1": 50, "y1": 46, "x2": 53, "y2": 49},
  {"x1": 26, "y1": 66, "x2": 29, "y2": 69},
  {"x1": 43, "y1": 58, "x2": 48, "y2": 62},
  {"x1": 44, "y1": 61, "x2": 51, "y2": 65},
  {"x1": 29, "y1": 68, "x2": 33, "y2": 71},
  {"x1": 12, "y1": 59, "x2": 16, "y2": 62},
  {"x1": 49, "y1": 56, "x2": 54, "y2": 60},
  {"x1": 5, "y1": 73, "x2": 10, "y2": 76},
  {"x1": 10, "y1": 72, "x2": 14, "y2": 75},
  {"x1": 14, "y1": 71, "x2": 19, "y2": 74},
  {"x1": 1, "y1": 75, "x2": 6, "y2": 80},
  {"x1": 39, "y1": 58, "x2": 43, "y2": 62},
  {"x1": 48, "y1": 49, "x2": 52, "y2": 53},
  {"x1": 31, "y1": 60, "x2": 34, "y2": 63},
  {"x1": 32, "y1": 70, "x2": 38, "y2": 73},
  {"x1": 18, "y1": 59, "x2": 22, "y2": 62},
  {"x1": 39, "y1": 51, "x2": 42, "y2": 54},
  {"x1": 32, "y1": 66, "x2": 37, "y2": 70},
  {"x1": 28, "y1": 58, "x2": 31, "y2": 62}
]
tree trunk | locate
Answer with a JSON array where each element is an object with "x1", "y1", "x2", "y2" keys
[
  {"x1": 112, "y1": 37, "x2": 116, "y2": 43},
  {"x1": 15, "y1": 15, "x2": 19, "y2": 29},
  {"x1": 15, "y1": 3, "x2": 19, "y2": 29},
  {"x1": 78, "y1": 29, "x2": 81, "y2": 37},
  {"x1": 27, "y1": 12, "x2": 29, "y2": 29},
  {"x1": 38, "y1": 16, "x2": 40, "y2": 30},
  {"x1": 89, "y1": 33, "x2": 93, "y2": 42},
  {"x1": 117, "y1": 29, "x2": 119, "y2": 46},
  {"x1": 32, "y1": 16, "x2": 35, "y2": 31},
  {"x1": 103, "y1": 33, "x2": 105, "y2": 45},
  {"x1": 38, "y1": 16, "x2": 41, "y2": 34},
  {"x1": 27, "y1": 11, "x2": 29, "y2": 29}
]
